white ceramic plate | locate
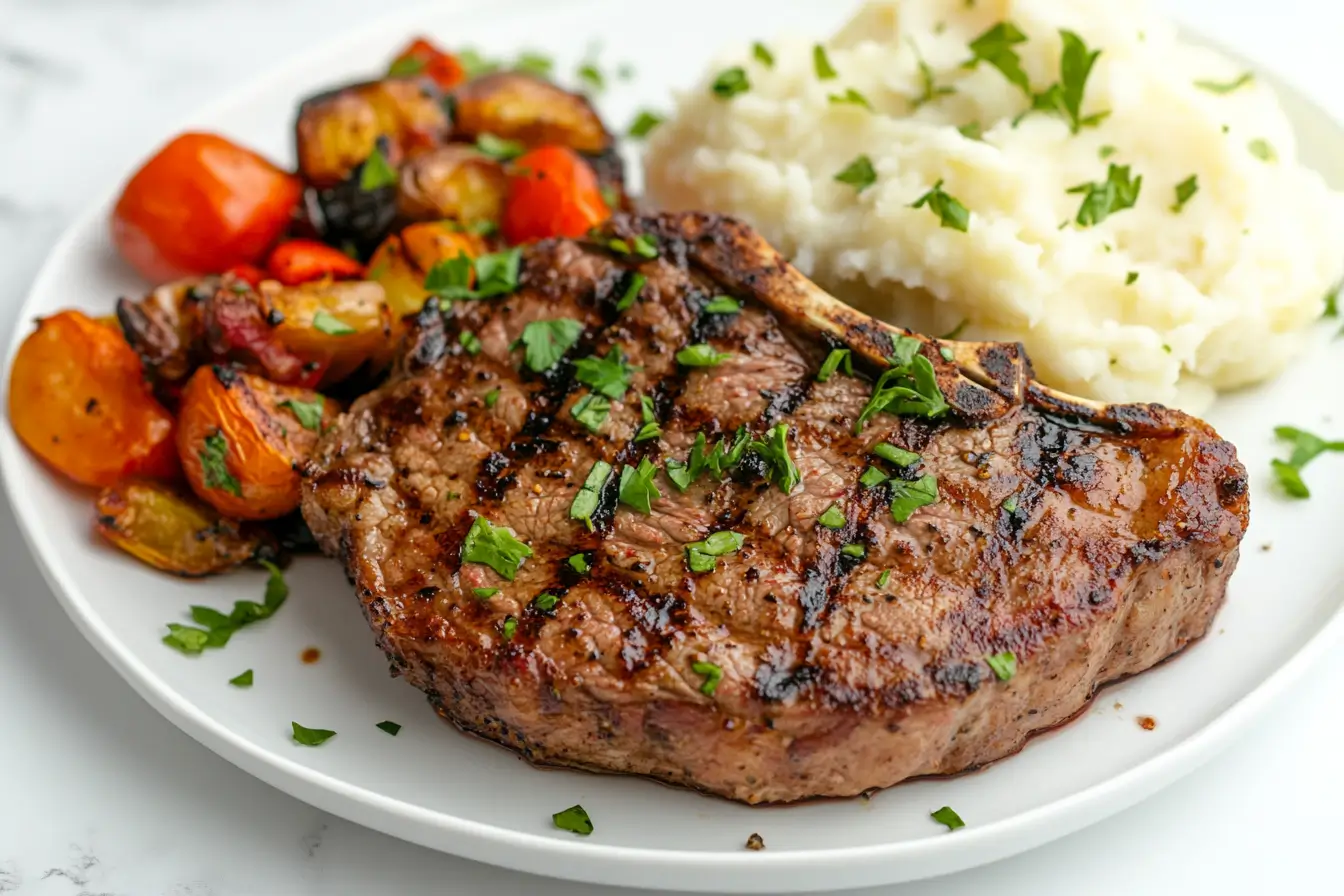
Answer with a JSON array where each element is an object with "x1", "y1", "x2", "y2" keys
[{"x1": 3, "y1": 1, "x2": 1343, "y2": 891}]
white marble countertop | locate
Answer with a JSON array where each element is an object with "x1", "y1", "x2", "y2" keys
[{"x1": 1, "y1": 1, "x2": 1341, "y2": 893}]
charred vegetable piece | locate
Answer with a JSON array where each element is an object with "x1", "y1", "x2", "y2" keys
[
  {"x1": 451, "y1": 72, "x2": 610, "y2": 154},
  {"x1": 388, "y1": 36, "x2": 467, "y2": 91},
  {"x1": 259, "y1": 279, "x2": 393, "y2": 385},
  {"x1": 203, "y1": 277, "x2": 326, "y2": 388},
  {"x1": 8, "y1": 310, "x2": 178, "y2": 487},
  {"x1": 396, "y1": 144, "x2": 509, "y2": 227},
  {"x1": 502, "y1": 146, "x2": 611, "y2": 243},
  {"x1": 177, "y1": 367, "x2": 340, "y2": 520},
  {"x1": 95, "y1": 479, "x2": 273, "y2": 576},
  {"x1": 112, "y1": 132, "x2": 302, "y2": 283},
  {"x1": 116, "y1": 277, "x2": 215, "y2": 398},
  {"x1": 367, "y1": 222, "x2": 485, "y2": 320},
  {"x1": 266, "y1": 239, "x2": 365, "y2": 285}
]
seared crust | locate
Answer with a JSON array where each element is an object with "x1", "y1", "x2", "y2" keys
[{"x1": 301, "y1": 212, "x2": 1248, "y2": 804}]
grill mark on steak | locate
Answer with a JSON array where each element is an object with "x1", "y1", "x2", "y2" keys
[{"x1": 301, "y1": 212, "x2": 1250, "y2": 805}]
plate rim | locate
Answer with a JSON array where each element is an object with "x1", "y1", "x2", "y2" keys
[{"x1": 3, "y1": 2, "x2": 1342, "y2": 890}]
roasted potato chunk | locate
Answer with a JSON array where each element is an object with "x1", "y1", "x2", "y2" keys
[
  {"x1": 367, "y1": 222, "x2": 485, "y2": 320},
  {"x1": 296, "y1": 79, "x2": 450, "y2": 187},
  {"x1": 177, "y1": 367, "x2": 340, "y2": 520},
  {"x1": 9, "y1": 310, "x2": 178, "y2": 487},
  {"x1": 259, "y1": 279, "x2": 393, "y2": 385},
  {"x1": 396, "y1": 144, "x2": 508, "y2": 226},
  {"x1": 451, "y1": 72, "x2": 610, "y2": 154},
  {"x1": 96, "y1": 479, "x2": 273, "y2": 576}
]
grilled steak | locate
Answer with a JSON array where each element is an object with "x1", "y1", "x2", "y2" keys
[{"x1": 301, "y1": 212, "x2": 1249, "y2": 804}]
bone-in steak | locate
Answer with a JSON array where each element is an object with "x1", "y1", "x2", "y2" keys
[{"x1": 301, "y1": 212, "x2": 1248, "y2": 804}]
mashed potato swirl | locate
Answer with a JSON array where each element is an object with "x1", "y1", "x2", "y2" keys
[{"x1": 645, "y1": 0, "x2": 1344, "y2": 410}]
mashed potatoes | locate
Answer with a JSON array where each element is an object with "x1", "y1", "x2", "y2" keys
[{"x1": 644, "y1": 0, "x2": 1344, "y2": 410}]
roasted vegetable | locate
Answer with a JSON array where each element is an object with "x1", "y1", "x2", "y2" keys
[
  {"x1": 396, "y1": 144, "x2": 508, "y2": 227},
  {"x1": 177, "y1": 367, "x2": 339, "y2": 520},
  {"x1": 8, "y1": 310, "x2": 178, "y2": 487},
  {"x1": 204, "y1": 278, "x2": 326, "y2": 388},
  {"x1": 502, "y1": 146, "x2": 611, "y2": 243},
  {"x1": 451, "y1": 72, "x2": 610, "y2": 154},
  {"x1": 296, "y1": 79, "x2": 450, "y2": 187},
  {"x1": 116, "y1": 278, "x2": 215, "y2": 397},
  {"x1": 259, "y1": 279, "x2": 393, "y2": 384},
  {"x1": 367, "y1": 221, "x2": 486, "y2": 320},
  {"x1": 95, "y1": 479, "x2": 273, "y2": 576},
  {"x1": 388, "y1": 36, "x2": 467, "y2": 91},
  {"x1": 266, "y1": 239, "x2": 365, "y2": 285},
  {"x1": 112, "y1": 132, "x2": 302, "y2": 282}
]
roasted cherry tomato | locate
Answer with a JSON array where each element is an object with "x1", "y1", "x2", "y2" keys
[
  {"x1": 111, "y1": 132, "x2": 302, "y2": 283},
  {"x1": 265, "y1": 239, "x2": 365, "y2": 286},
  {"x1": 95, "y1": 479, "x2": 273, "y2": 576},
  {"x1": 502, "y1": 146, "x2": 610, "y2": 244},
  {"x1": 177, "y1": 367, "x2": 340, "y2": 520},
  {"x1": 388, "y1": 37, "x2": 467, "y2": 91},
  {"x1": 8, "y1": 310, "x2": 178, "y2": 487}
]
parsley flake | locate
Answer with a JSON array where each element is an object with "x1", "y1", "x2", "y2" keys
[
  {"x1": 476, "y1": 132, "x2": 525, "y2": 161},
  {"x1": 616, "y1": 273, "x2": 646, "y2": 311},
  {"x1": 753, "y1": 42, "x2": 775, "y2": 67},
  {"x1": 570, "y1": 461, "x2": 613, "y2": 529},
  {"x1": 359, "y1": 146, "x2": 397, "y2": 191},
  {"x1": 534, "y1": 592, "x2": 560, "y2": 611},
  {"x1": 618, "y1": 457, "x2": 662, "y2": 514},
  {"x1": 376, "y1": 721, "x2": 401, "y2": 736},
  {"x1": 911, "y1": 42, "x2": 955, "y2": 110},
  {"x1": 703, "y1": 295, "x2": 742, "y2": 314},
  {"x1": 567, "y1": 552, "x2": 590, "y2": 574},
  {"x1": 963, "y1": 21, "x2": 1030, "y2": 92},
  {"x1": 986, "y1": 650, "x2": 1017, "y2": 681},
  {"x1": 553, "y1": 804, "x2": 594, "y2": 835},
  {"x1": 877, "y1": 569, "x2": 892, "y2": 589},
  {"x1": 813, "y1": 44, "x2": 838, "y2": 80},
  {"x1": 835, "y1": 154, "x2": 877, "y2": 192},
  {"x1": 627, "y1": 110, "x2": 665, "y2": 139},
  {"x1": 860, "y1": 466, "x2": 888, "y2": 488},
  {"x1": 854, "y1": 342, "x2": 948, "y2": 433},
  {"x1": 1171, "y1": 175, "x2": 1199, "y2": 212},
  {"x1": 828, "y1": 88, "x2": 872, "y2": 110},
  {"x1": 817, "y1": 348, "x2": 853, "y2": 382},
  {"x1": 1125, "y1": 271, "x2": 1139, "y2": 286},
  {"x1": 1067, "y1": 164, "x2": 1142, "y2": 227},
  {"x1": 313, "y1": 310, "x2": 356, "y2": 335},
  {"x1": 1024, "y1": 30, "x2": 1108, "y2": 133},
  {"x1": 635, "y1": 394, "x2": 661, "y2": 442},
  {"x1": 571, "y1": 393, "x2": 611, "y2": 432},
  {"x1": 459, "y1": 331, "x2": 483, "y2": 355},
  {"x1": 685, "y1": 530, "x2": 745, "y2": 573},
  {"x1": 425, "y1": 248, "x2": 522, "y2": 301},
  {"x1": 749, "y1": 423, "x2": 801, "y2": 493},
  {"x1": 712, "y1": 67, "x2": 750, "y2": 99},
  {"x1": 229, "y1": 669, "x2": 254, "y2": 687},
  {"x1": 1001, "y1": 494, "x2": 1019, "y2": 513},
  {"x1": 291, "y1": 722, "x2": 337, "y2": 746},
  {"x1": 573, "y1": 348, "x2": 637, "y2": 400},
  {"x1": 1195, "y1": 72, "x2": 1253, "y2": 94},
  {"x1": 199, "y1": 431, "x2": 241, "y2": 496},
  {"x1": 692, "y1": 660, "x2": 723, "y2": 695},
  {"x1": 461, "y1": 516, "x2": 533, "y2": 580},
  {"x1": 515, "y1": 318, "x2": 584, "y2": 373},
  {"x1": 484, "y1": 388, "x2": 500, "y2": 409},
  {"x1": 1272, "y1": 425, "x2": 1344, "y2": 498},
  {"x1": 817, "y1": 504, "x2": 847, "y2": 529},
  {"x1": 931, "y1": 806, "x2": 965, "y2": 831},
  {"x1": 472, "y1": 587, "x2": 500, "y2": 600},
  {"x1": 501, "y1": 615, "x2": 518, "y2": 641},
  {"x1": 1248, "y1": 139, "x2": 1277, "y2": 162},
  {"x1": 280, "y1": 396, "x2": 325, "y2": 432},
  {"x1": 874, "y1": 443, "x2": 920, "y2": 467},
  {"x1": 911, "y1": 180, "x2": 970, "y2": 232},
  {"x1": 890, "y1": 474, "x2": 939, "y2": 523},
  {"x1": 577, "y1": 62, "x2": 604, "y2": 92},
  {"x1": 676, "y1": 343, "x2": 732, "y2": 367},
  {"x1": 841, "y1": 543, "x2": 867, "y2": 559}
]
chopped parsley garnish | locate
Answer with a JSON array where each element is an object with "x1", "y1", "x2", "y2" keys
[
  {"x1": 890, "y1": 475, "x2": 939, "y2": 523},
  {"x1": 484, "y1": 388, "x2": 500, "y2": 409},
  {"x1": 627, "y1": 110, "x2": 665, "y2": 138},
  {"x1": 703, "y1": 295, "x2": 742, "y2": 314},
  {"x1": 376, "y1": 721, "x2": 401, "y2": 736},
  {"x1": 841, "y1": 543, "x2": 867, "y2": 559},
  {"x1": 458, "y1": 330, "x2": 483, "y2": 355},
  {"x1": 387, "y1": 56, "x2": 426, "y2": 77},
  {"x1": 749, "y1": 423, "x2": 801, "y2": 493},
  {"x1": 817, "y1": 504, "x2": 846, "y2": 529},
  {"x1": 665, "y1": 430, "x2": 749, "y2": 491},
  {"x1": 635, "y1": 394, "x2": 661, "y2": 442},
  {"x1": 472, "y1": 587, "x2": 500, "y2": 600},
  {"x1": 291, "y1": 722, "x2": 337, "y2": 746},
  {"x1": 618, "y1": 457, "x2": 662, "y2": 514},
  {"x1": 577, "y1": 62, "x2": 604, "y2": 91},
  {"x1": 958, "y1": 121, "x2": 983, "y2": 140},
  {"x1": 1067, "y1": 163, "x2": 1142, "y2": 227},
  {"x1": 911, "y1": 43, "x2": 955, "y2": 110},
  {"x1": 860, "y1": 466, "x2": 888, "y2": 488},
  {"x1": 854, "y1": 339, "x2": 948, "y2": 433},
  {"x1": 813, "y1": 44, "x2": 838, "y2": 80},
  {"x1": 828, "y1": 88, "x2": 872, "y2": 110},
  {"x1": 1171, "y1": 175, "x2": 1199, "y2": 212},
  {"x1": 570, "y1": 461, "x2": 613, "y2": 529},
  {"x1": 424, "y1": 247, "x2": 522, "y2": 301},
  {"x1": 835, "y1": 154, "x2": 877, "y2": 192},
  {"x1": 1125, "y1": 271, "x2": 1139, "y2": 286},
  {"x1": 986, "y1": 650, "x2": 1017, "y2": 681},
  {"x1": 616, "y1": 273, "x2": 646, "y2": 311},
  {"x1": 931, "y1": 806, "x2": 965, "y2": 831},
  {"x1": 817, "y1": 348, "x2": 853, "y2": 382},
  {"x1": 711, "y1": 67, "x2": 750, "y2": 99},
  {"x1": 1324, "y1": 283, "x2": 1339, "y2": 318},
  {"x1": 229, "y1": 669, "x2": 253, "y2": 687},
  {"x1": 501, "y1": 616, "x2": 518, "y2": 641},
  {"x1": 513, "y1": 318, "x2": 584, "y2": 373},
  {"x1": 1001, "y1": 494, "x2": 1019, "y2": 513},
  {"x1": 676, "y1": 343, "x2": 732, "y2": 367},
  {"x1": 1248, "y1": 138, "x2": 1277, "y2": 162},
  {"x1": 461, "y1": 516, "x2": 533, "y2": 580},
  {"x1": 1098, "y1": 144, "x2": 1118, "y2": 159},
  {"x1": 1195, "y1": 72, "x2": 1253, "y2": 94},
  {"x1": 359, "y1": 146, "x2": 397, "y2": 191},
  {"x1": 963, "y1": 21, "x2": 1030, "y2": 92},
  {"x1": 567, "y1": 552, "x2": 590, "y2": 574},
  {"x1": 513, "y1": 51, "x2": 553, "y2": 78},
  {"x1": 553, "y1": 804, "x2": 593, "y2": 836},
  {"x1": 911, "y1": 180, "x2": 970, "y2": 232},
  {"x1": 753, "y1": 42, "x2": 775, "y2": 68},
  {"x1": 692, "y1": 660, "x2": 723, "y2": 695},
  {"x1": 573, "y1": 348, "x2": 637, "y2": 400},
  {"x1": 280, "y1": 396, "x2": 325, "y2": 432},
  {"x1": 1271, "y1": 425, "x2": 1344, "y2": 498},
  {"x1": 874, "y1": 443, "x2": 920, "y2": 467},
  {"x1": 1024, "y1": 30, "x2": 1107, "y2": 133},
  {"x1": 877, "y1": 569, "x2": 892, "y2": 589},
  {"x1": 685, "y1": 530, "x2": 746, "y2": 573},
  {"x1": 476, "y1": 133, "x2": 525, "y2": 161},
  {"x1": 199, "y1": 431, "x2": 241, "y2": 496},
  {"x1": 632, "y1": 234, "x2": 658, "y2": 259},
  {"x1": 312, "y1": 310, "x2": 356, "y2": 336},
  {"x1": 571, "y1": 393, "x2": 611, "y2": 432},
  {"x1": 534, "y1": 592, "x2": 560, "y2": 611},
  {"x1": 940, "y1": 346, "x2": 955, "y2": 361}
]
